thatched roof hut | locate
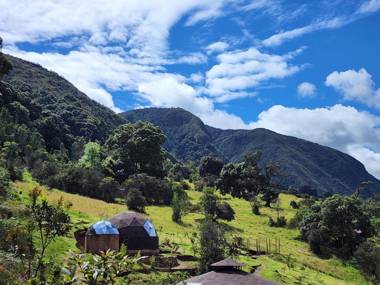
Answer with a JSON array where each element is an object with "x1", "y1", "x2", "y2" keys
[
  {"x1": 177, "y1": 258, "x2": 277, "y2": 285},
  {"x1": 109, "y1": 211, "x2": 159, "y2": 255}
]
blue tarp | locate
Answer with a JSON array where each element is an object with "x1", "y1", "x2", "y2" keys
[
  {"x1": 143, "y1": 220, "x2": 157, "y2": 237},
  {"x1": 91, "y1": 220, "x2": 119, "y2": 235}
]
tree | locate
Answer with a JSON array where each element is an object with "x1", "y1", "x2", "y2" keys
[
  {"x1": 126, "y1": 188, "x2": 146, "y2": 213},
  {"x1": 354, "y1": 241, "x2": 380, "y2": 283},
  {"x1": 201, "y1": 188, "x2": 219, "y2": 220},
  {"x1": 216, "y1": 202, "x2": 235, "y2": 221},
  {"x1": 199, "y1": 156, "x2": 223, "y2": 177},
  {"x1": 78, "y1": 142, "x2": 102, "y2": 169},
  {"x1": 168, "y1": 163, "x2": 191, "y2": 181},
  {"x1": 200, "y1": 188, "x2": 235, "y2": 222},
  {"x1": 122, "y1": 173, "x2": 172, "y2": 205},
  {"x1": 171, "y1": 183, "x2": 190, "y2": 223},
  {"x1": 199, "y1": 218, "x2": 226, "y2": 273},
  {"x1": 98, "y1": 176, "x2": 120, "y2": 203},
  {"x1": 106, "y1": 122, "x2": 166, "y2": 180},
  {"x1": 29, "y1": 187, "x2": 71, "y2": 278},
  {"x1": 261, "y1": 188, "x2": 279, "y2": 207},
  {"x1": 0, "y1": 166, "x2": 10, "y2": 196},
  {"x1": 0, "y1": 37, "x2": 12, "y2": 79},
  {"x1": 299, "y1": 195, "x2": 374, "y2": 257}
]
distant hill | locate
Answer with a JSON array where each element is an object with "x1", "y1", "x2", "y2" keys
[
  {"x1": 2, "y1": 55, "x2": 126, "y2": 150},
  {"x1": 123, "y1": 107, "x2": 380, "y2": 196}
]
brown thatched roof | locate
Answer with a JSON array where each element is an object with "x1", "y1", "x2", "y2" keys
[
  {"x1": 109, "y1": 211, "x2": 146, "y2": 228},
  {"x1": 211, "y1": 258, "x2": 245, "y2": 268},
  {"x1": 177, "y1": 270, "x2": 277, "y2": 285}
]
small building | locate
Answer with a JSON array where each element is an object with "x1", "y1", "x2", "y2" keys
[
  {"x1": 85, "y1": 220, "x2": 120, "y2": 254},
  {"x1": 109, "y1": 211, "x2": 159, "y2": 255},
  {"x1": 177, "y1": 258, "x2": 277, "y2": 285}
]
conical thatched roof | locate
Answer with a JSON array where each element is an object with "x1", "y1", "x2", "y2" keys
[{"x1": 211, "y1": 258, "x2": 245, "y2": 268}]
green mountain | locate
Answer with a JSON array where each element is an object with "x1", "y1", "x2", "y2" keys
[
  {"x1": 123, "y1": 107, "x2": 380, "y2": 196},
  {"x1": 2, "y1": 55, "x2": 126, "y2": 151}
]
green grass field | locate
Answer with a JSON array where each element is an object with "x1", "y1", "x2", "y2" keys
[{"x1": 12, "y1": 174, "x2": 368, "y2": 285}]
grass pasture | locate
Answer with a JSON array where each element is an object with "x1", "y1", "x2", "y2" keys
[{"x1": 12, "y1": 176, "x2": 367, "y2": 285}]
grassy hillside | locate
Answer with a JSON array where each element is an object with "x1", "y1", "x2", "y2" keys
[{"x1": 13, "y1": 174, "x2": 367, "y2": 285}]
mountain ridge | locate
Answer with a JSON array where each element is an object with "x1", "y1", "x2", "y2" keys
[{"x1": 123, "y1": 107, "x2": 380, "y2": 196}]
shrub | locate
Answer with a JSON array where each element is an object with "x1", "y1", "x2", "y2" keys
[
  {"x1": 0, "y1": 166, "x2": 10, "y2": 196},
  {"x1": 216, "y1": 202, "x2": 235, "y2": 221},
  {"x1": 354, "y1": 241, "x2": 380, "y2": 283},
  {"x1": 268, "y1": 216, "x2": 287, "y2": 227},
  {"x1": 290, "y1": 200, "x2": 299, "y2": 209},
  {"x1": 126, "y1": 188, "x2": 146, "y2": 213}
]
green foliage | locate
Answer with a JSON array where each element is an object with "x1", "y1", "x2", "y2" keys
[
  {"x1": 78, "y1": 142, "x2": 102, "y2": 169},
  {"x1": 64, "y1": 248, "x2": 142, "y2": 285},
  {"x1": 168, "y1": 163, "x2": 191, "y2": 181},
  {"x1": 354, "y1": 241, "x2": 380, "y2": 283},
  {"x1": 298, "y1": 195, "x2": 374, "y2": 257},
  {"x1": 123, "y1": 173, "x2": 172, "y2": 205},
  {"x1": 29, "y1": 187, "x2": 71, "y2": 278},
  {"x1": 268, "y1": 216, "x2": 287, "y2": 227},
  {"x1": 171, "y1": 184, "x2": 190, "y2": 223},
  {"x1": 199, "y1": 155, "x2": 223, "y2": 177},
  {"x1": 123, "y1": 107, "x2": 380, "y2": 197},
  {"x1": 198, "y1": 217, "x2": 226, "y2": 273},
  {"x1": 106, "y1": 122, "x2": 166, "y2": 181},
  {"x1": 0, "y1": 166, "x2": 10, "y2": 195},
  {"x1": 2, "y1": 55, "x2": 126, "y2": 152},
  {"x1": 0, "y1": 37, "x2": 12, "y2": 79},
  {"x1": 290, "y1": 200, "x2": 299, "y2": 209},
  {"x1": 126, "y1": 188, "x2": 146, "y2": 213},
  {"x1": 200, "y1": 188, "x2": 235, "y2": 221}
]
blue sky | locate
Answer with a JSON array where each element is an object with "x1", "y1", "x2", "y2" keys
[{"x1": 1, "y1": 0, "x2": 380, "y2": 178}]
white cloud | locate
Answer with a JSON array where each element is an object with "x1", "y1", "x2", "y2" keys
[
  {"x1": 357, "y1": 0, "x2": 380, "y2": 14},
  {"x1": 250, "y1": 104, "x2": 380, "y2": 178},
  {"x1": 137, "y1": 74, "x2": 249, "y2": 129},
  {"x1": 326, "y1": 68, "x2": 380, "y2": 109},
  {"x1": 206, "y1": 41, "x2": 229, "y2": 54},
  {"x1": 205, "y1": 47, "x2": 302, "y2": 101},
  {"x1": 297, "y1": 82, "x2": 316, "y2": 97},
  {"x1": 262, "y1": 0, "x2": 380, "y2": 47}
]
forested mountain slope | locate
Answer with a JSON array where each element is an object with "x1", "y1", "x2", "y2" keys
[
  {"x1": 2, "y1": 55, "x2": 126, "y2": 150},
  {"x1": 123, "y1": 107, "x2": 380, "y2": 196}
]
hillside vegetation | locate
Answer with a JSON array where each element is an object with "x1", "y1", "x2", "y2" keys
[
  {"x1": 123, "y1": 107, "x2": 380, "y2": 197},
  {"x1": 10, "y1": 175, "x2": 368, "y2": 285}
]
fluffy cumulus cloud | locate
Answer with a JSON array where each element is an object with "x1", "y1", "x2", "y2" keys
[
  {"x1": 250, "y1": 104, "x2": 380, "y2": 178},
  {"x1": 205, "y1": 47, "x2": 302, "y2": 102},
  {"x1": 326, "y1": 68, "x2": 380, "y2": 109},
  {"x1": 297, "y1": 82, "x2": 316, "y2": 97},
  {"x1": 206, "y1": 41, "x2": 229, "y2": 54}
]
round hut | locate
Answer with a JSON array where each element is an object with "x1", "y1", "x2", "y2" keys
[
  {"x1": 85, "y1": 220, "x2": 120, "y2": 254},
  {"x1": 109, "y1": 211, "x2": 159, "y2": 255}
]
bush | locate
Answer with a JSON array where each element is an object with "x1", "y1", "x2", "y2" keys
[
  {"x1": 126, "y1": 188, "x2": 146, "y2": 213},
  {"x1": 123, "y1": 174, "x2": 172, "y2": 205},
  {"x1": 0, "y1": 166, "x2": 10, "y2": 196},
  {"x1": 290, "y1": 200, "x2": 299, "y2": 209},
  {"x1": 268, "y1": 216, "x2": 287, "y2": 227},
  {"x1": 354, "y1": 241, "x2": 380, "y2": 283},
  {"x1": 216, "y1": 202, "x2": 235, "y2": 221}
]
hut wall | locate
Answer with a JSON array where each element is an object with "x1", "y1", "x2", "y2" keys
[{"x1": 85, "y1": 234, "x2": 119, "y2": 254}]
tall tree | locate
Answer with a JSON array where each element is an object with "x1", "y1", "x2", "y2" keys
[{"x1": 106, "y1": 122, "x2": 166, "y2": 181}]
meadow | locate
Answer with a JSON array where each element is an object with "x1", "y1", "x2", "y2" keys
[{"x1": 13, "y1": 173, "x2": 367, "y2": 285}]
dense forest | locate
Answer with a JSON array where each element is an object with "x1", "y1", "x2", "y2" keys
[{"x1": 1, "y1": 46, "x2": 380, "y2": 284}]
